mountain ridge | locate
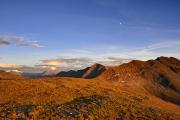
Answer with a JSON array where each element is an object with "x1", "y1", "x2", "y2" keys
[
  {"x1": 0, "y1": 56, "x2": 180, "y2": 119},
  {"x1": 98, "y1": 56, "x2": 180, "y2": 105},
  {"x1": 0, "y1": 70, "x2": 23, "y2": 80},
  {"x1": 57, "y1": 63, "x2": 106, "y2": 79}
]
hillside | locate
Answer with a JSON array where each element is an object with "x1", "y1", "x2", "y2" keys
[
  {"x1": 57, "y1": 63, "x2": 106, "y2": 79},
  {"x1": 0, "y1": 57, "x2": 180, "y2": 119},
  {"x1": 41, "y1": 68, "x2": 60, "y2": 77},
  {"x1": 98, "y1": 57, "x2": 180, "y2": 105},
  {"x1": 0, "y1": 70, "x2": 23, "y2": 80},
  {"x1": 0, "y1": 77, "x2": 180, "y2": 120}
]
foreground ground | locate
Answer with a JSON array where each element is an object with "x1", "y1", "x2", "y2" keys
[{"x1": 0, "y1": 77, "x2": 179, "y2": 120}]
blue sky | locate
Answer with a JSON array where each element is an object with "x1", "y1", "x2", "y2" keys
[{"x1": 0, "y1": 0, "x2": 180, "y2": 72}]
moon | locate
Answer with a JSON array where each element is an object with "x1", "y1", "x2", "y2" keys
[{"x1": 120, "y1": 22, "x2": 122, "y2": 25}]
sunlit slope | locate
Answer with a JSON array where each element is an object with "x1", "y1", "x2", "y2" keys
[
  {"x1": 98, "y1": 57, "x2": 180, "y2": 105},
  {"x1": 0, "y1": 77, "x2": 179, "y2": 120},
  {"x1": 0, "y1": 70, "x2": 23, "y2": 80}
]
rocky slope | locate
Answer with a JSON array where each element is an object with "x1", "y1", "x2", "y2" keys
[
  {"x1": 41, "y1": 69, "x2": 60, "y2": 77},
  {"x1": 57, "y1": 63, "x2": 106, "y2": 79},
  {"x1": 0, "y1": 57, "x2": 179, "y2": 119},
  {"x1": 98, "y1": 56, "x2": 180, "y2": 105}
]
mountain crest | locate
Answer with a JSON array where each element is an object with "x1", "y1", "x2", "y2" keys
[{"x1": 57, "y1": 63, "x2": 106, "y2": 79}]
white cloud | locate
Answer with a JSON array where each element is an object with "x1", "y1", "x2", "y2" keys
[
  {"x1": 11, "y1": 36, "x2": 27, "y2": 41},
  {"x1": 0, "y1": 36, "x2": 26, "y2": 44},
  {"x1": 0, "y1": 39, "x2": 10, "y2": 45},
  {"x1": 36, "y1": 57, "x2": 94, "y2": 70},
  {"x1": 124, "y1": 40, "x2": 180, "y2": 60},
  {"x1": 146, "y1": 41, "x2": 180, "y2": 50},
  {"x1": 35, "y1": 54, "x2": 133, "y2": 70},
  {"x1": 17, "y1": 43, "x2": 44, "y2": 48},
  {"x1": 1, "y1": 37, "x2": 180, "y2": 72},
  {"x1": 0, "y1": 35, "x2": 44, "y2": 48},
  {"x1": 33, "y1": 40, "x2": 180, "y2": 68},
  {"x1": 0, "y1": 64, "x2": 23, "y2": 68},
  {"x1": 39, "y1": 59, "x2": 65, "y2": 67}
]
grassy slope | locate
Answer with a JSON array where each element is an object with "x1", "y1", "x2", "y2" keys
[
  {"x1": 98, "y1": 58, "x2": 180, "y2": 105},
  {"x1": 0, "y1": 71, "x2": 22, "y2": 80},
  {"x1": 0, "y1": 77, "x2": 179, "y2": 120}
]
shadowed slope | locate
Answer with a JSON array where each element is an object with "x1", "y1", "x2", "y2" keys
[
  {"x1": 41, "y1": 69, "x2": 60, "y2": 77},
  {"x1": 57, "y1": 63, "x2": 106, "y2": 79},
  {"x1": 98, "y1": 57, "x2": 180, "y2": 105}
]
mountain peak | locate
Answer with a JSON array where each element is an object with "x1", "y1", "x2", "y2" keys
[
  {"x1": 82, "y1": 63, "x2": 106, "y2": 79},
  {"x1": 57, "y1": 63, "x2": 106, "y2": 79},
  {"x1": 98, "y1": 57, "x2": 180, "y2": 105},
  {"x1": 42, "y1": 68, "x2": 60, "y2": 77}
]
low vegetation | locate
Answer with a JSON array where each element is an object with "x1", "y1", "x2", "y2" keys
[{"x1": 0, "y1": 77, "x2": 179, "y2": 120}]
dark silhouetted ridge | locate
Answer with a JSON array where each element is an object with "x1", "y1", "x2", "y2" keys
[{"x1": 57, "y1": 63, "x2": 106, "y2": 79}]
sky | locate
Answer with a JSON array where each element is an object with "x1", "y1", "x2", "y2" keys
[{"x1": 0, "y1": 0, "x2": 180, "y2": 72}]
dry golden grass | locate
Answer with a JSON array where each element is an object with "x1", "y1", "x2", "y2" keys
[{"x1": 0, "y1": 77, "x2": 180, "y2": 120}]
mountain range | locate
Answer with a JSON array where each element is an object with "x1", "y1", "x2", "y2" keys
[
  {"x1": 0, "y1": 56, "x2": 180, "y2": 119},
  {"x1": 57, "y1": 63, "x2": 106, "y2": 78},
  {"x1": 98, "y1": 56, "x2": 180, "y2": 105}
]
